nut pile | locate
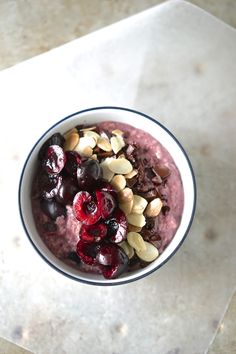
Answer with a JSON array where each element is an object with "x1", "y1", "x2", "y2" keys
[{"x1": 63, "y1": 125, "x2": 170, "y2": 265}]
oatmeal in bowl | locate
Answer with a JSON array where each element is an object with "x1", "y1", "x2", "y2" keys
[{"x1": 19, "y1": 107, "x2": 196, "y2": 285}]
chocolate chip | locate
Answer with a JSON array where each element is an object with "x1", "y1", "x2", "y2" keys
[
  {"x1": 152, "y1": 175, "x2": 162, "y2": 185},
  {"x1": 126, "y1": 176, "x2": 138, "y2": 188},
  {"x1": 153, "y1": 165, "x2": 170, "y2": 179},
  {"x1": 162, "y1": 205, "x2": 170, "y2": 215},
  {"x1": 139, "y1": 189, "x2": 159, "y2": 201},
  {"x1": 97, "y1": 151, "x2": 114, "y2": 159}
]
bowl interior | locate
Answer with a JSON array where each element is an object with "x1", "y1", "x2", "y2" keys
[{"x1": 19, "y1": 107, "x2": 196, "y2": 285}]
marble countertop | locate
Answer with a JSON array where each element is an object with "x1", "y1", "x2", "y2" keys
[{"x1": 0, "y1": 1, "x2": 235, "y2": 353}]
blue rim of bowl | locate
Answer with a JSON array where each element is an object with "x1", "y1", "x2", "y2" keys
[{"x1": 18, "y1": 106, "x2": 197, "y2": 286}]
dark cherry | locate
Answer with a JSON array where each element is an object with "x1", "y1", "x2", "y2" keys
[
  {"x1": 80, "y1": 222, "x2": 107, "y2": 243},
  {"x1": 64, "y1": 151, "x2": 82, "y2": 177},
  {"x1": 77, "y1": 159, "x2": 102, "y2": 190},
  {"x1": 73, "y1": 191, "x2": 101, "y2": 225},
  {"x1": 97, "y1": 181, "x2": 117, "y2": 198},
  {"x1": 96, "y1": 190, "x2": 116, "y2": 219},
  {"x1": 96, "y1": 244, "x2": 129, "y2": 279},
  {"x1": 38, "y1": 172, "x2": 62, "y2": 199},
  {"x1": 56, "y1": 177, "x2": 78, "y2": 205},
  {"x1": 42, "y1": 145, "x2": 66, "y2": 175},
  {"x1": 76, "y1": 240, "x2": 101, "y2": 265},
  {"x1": 40, "y1": 199, "x2": 66, "y2": 220},
  {"x1": 107, "y1": 208, "x2": 127, "y2": 243},
  {"x1": 38, "y1": 133, "x2": 65, "y2": 160}
]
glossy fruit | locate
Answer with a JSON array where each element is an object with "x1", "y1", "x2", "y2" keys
[
  {"x1": 38, "y1": 133, "x2": 65, "y2": 161},
  {"x1": 38, "y1": 172, "x2": 62, "y2": 199},
  {"x1": 42, "y1": 145, "x2": 66, "y2": 175},
  {"x1": 107, "y1": 208, "x2": 128, "y2": 243},
  {"x1": 97, "y1": 181, "x2": 117, "y2": 198},
  {"x1": 104, "y1": 218, "x2": 119, "y2": 236},
  {"x1": 96, "y1": 190, "x2": 116, "y2": 219},
  {"x1": 80, "y1": 222, "x2": 107, "y2": 243},
  {"x1": 77, "y1": 159, "x2": 102, "y2": 190},
  {"x1": 56, "y1": 177, "x2": 78, "y2": 205},
  {"x1": 73, "y1": 191, "x2": 101, "y2": 225},
  {"x1": 40, "y1": 199, "x2": 66, "y2": 220},
  {"x1": 64, "y1": 151, "x2": 82, "y2": 177},
  {"x1": 76, "y1": 240, "x2": 101, "y2": 265},
  {"x1": 96, "y1": 244, "x2": 129, "y2": 279}
]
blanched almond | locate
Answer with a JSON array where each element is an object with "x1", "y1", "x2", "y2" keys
[
  {"x1": 108, "y1": 158, "x2": 133, "y2": 174},
  {"x1": 74, "y1": 145, "x2": 93, "y2": 157},
  {"x1": 64, "y1": 132, "x2": 80, "y2": 151},
  {"x1": 119, "y1": 241, "x2": 134, "y2": 259},
  {"x1": 124, "y1": 169, "x2": 138, "y2": 179},
  {"x1": 100, "y1": 158, "x2": 115, "y2": 182},
  {"x1": 80, "y1": 126, "x2": 96, "y2": 132},
  {"x1": 76, "y1": 136, "x2": 96, "y2": 149},
  {"x1": 132, "y1": 195, "x2": 148, "y2": 215},
  {"x1": 64, "y1": 128, "x2": 78, "y2": 139},
  {"x1": 136, "y1": 241, "x2": 159, "y2": 262},
  {"x1": 110, "y1": 135, "x2": 125, "y2": 154},
  {"x1": 128, "y1": 224, "x2": 142, "y2": 233},
  {"x1": 119, "y1": 200, "x2": 133, "y2": 215},
  {"x1": 84, "y1": 130, "x2": 100, "y2": 143},
  {"x1": 118, "y1": 188, "x2": 133, "y2": 204},
  {"x1": 127, "y1": 213, "x2": 146, "y2": 227},
  {"x1": 111, "y1": 175, "x2": 126, "y2": 192},
  {"x1": 145, "y1": 198, "x2": 163, "y2": 217},
  {"x1": 127, "y1": 232, "x2": 146, "y2": 252},
  {"x1": 91, "y1": 154, "x2": 98, "y2": 160},
  {"x1": 112, "y1": 129, "x2": 124, "y2": 136},
  {"x1": 97, "y1": 137, "x2": 112, "y2": 152},
  {"x1": 118, "y1": 153, "x2": 126, "y2": 159}
]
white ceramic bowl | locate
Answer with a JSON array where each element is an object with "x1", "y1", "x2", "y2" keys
[{"x1": 19, "y1": 107, "x2": 196, "y2": 285}]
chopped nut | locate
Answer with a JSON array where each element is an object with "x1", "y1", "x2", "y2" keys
[
  {"x1": 110, "y1": 135, "x2": 125, "y2": 154},
  {"x1": 112, "y1": 129, "x2": 124, "y2": 136},
  {"x1": 136, "y1": 241, "x2": 159, "y2": 262},
  {"x1": 132, "y1": 195, "x2": 148, "y2": 215},
  {"x1": 108, "y1": 158, "x2": 133, "y2": 175},
  {"x1": 63, "y1": 132, "x2": 80, "y2": 151},
  {"x1": 124, "y1": 169, "x2": 138, "y2": 179},
  {"x1": 100, "y1": 158, "x2": 115, "y2": 182},
  {"x1": 127, "y1": 213, "x2": 146, "y2": 227},
  {"x1": 97, "y1": 137, "x2": 112, "y2": 152},
  {"x1": 84, "y1": 130, "x2": 100, "y2": 143},
  {"x1": 128, "y1": 224, "x2": 142, "y2": 233},
  {"x1": 119, "y1": 241, "x2": 134, "y2": 259},
  {"x1": 127, "y1": 232, "x2": 146, "y2": 252},
  {"x1": 145, "y1": 198, "x2": 163, "y2": 217},
  {"x1": 119, "y1": 200, "x2": 133, "y2": 215},
  {"x1": 118, "y1": 188, "x2": 133, "y2": 204}
]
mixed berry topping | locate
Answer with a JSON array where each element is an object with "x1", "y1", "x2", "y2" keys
[{"x1": 33, "y1": 124, "x2": 173, "y2": 279}]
